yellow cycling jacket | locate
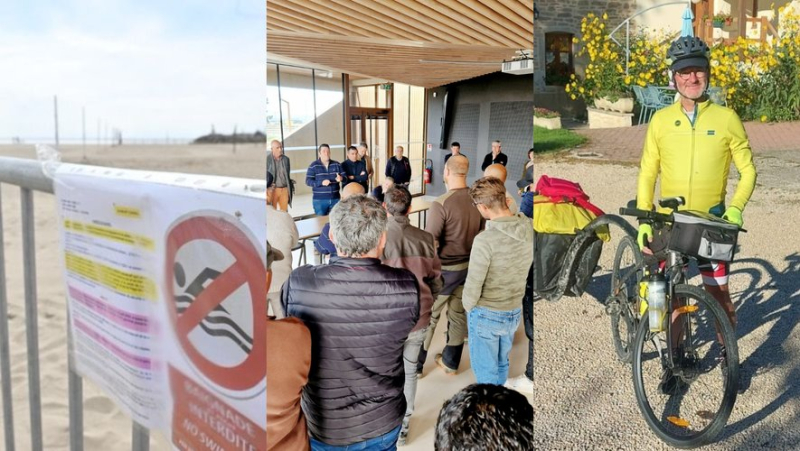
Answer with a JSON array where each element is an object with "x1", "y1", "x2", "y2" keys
[{"x1": 637, "y1": 99, "x2": 757, "y2": 214}]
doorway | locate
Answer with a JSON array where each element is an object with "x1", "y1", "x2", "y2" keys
[{"x1": 348, "y1": 107, "x2": 392, "y2": 192}]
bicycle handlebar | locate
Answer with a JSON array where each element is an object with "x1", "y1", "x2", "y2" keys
[{"x1": 618, "y1": 207, "x2": 673, "y2": 225}]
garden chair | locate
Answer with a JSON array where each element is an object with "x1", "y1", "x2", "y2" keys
[
  {"x1": 632, "y1": 85, "x2": 652, "y2": 124},
  {"x1": 647, "y1": 85, "x2": 675, "y2": 109},
  {"x1": 707, "y1": 86, "x2": 727, "y2": 106}
]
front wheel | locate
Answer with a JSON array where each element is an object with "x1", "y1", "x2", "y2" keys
[
  {"x1": 631, "y1": 284, "x2": 739, "y2": 448},
  {"x1": 609, "y1": 235, "x2": 643, "y2": 363}
]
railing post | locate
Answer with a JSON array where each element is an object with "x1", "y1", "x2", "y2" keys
[
  {"x1": 132, "y1": 422, "x2": 150, "y2": 451},
  {"x1": 0, "y1": 185, "x2": 16, "y2": 451},
  {"x1": 68, "y1": 319, "x2": 83, "y2": 451},
  {"x1": 21, "y1": 187, "x2": 44, "y2": 451}
]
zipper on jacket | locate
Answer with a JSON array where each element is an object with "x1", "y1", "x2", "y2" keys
[{"x1": 687, "y1": 103, "x2": 702, "y2": 209}]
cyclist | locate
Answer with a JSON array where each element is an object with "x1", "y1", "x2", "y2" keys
[{"x1": 636, "y1": 36, "x2": 757, "y2": 390}]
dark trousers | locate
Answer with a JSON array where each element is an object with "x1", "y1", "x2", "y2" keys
[{"x1": 524, "y1": 263, "x2": 533, "y2": 379}]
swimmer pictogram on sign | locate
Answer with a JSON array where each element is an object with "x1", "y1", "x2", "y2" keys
[{"x1": 165, "y1": 214, "x2": 266, "y2": 392}]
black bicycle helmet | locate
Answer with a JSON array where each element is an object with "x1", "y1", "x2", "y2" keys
[{"x1": 667, "y1": 36, "x2": 710, "y2": 71}]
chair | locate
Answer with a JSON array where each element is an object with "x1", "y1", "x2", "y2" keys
[
  {"x1": 707, "y1": 86, "x2": 727, "y2": 106},
  {"x1": 643, "y1": 86, "x2": 675, "y2": 122},
  {"x1": 632, "y1": 85, "x2": 651, "y2": 125},
  {"x1": 292, "y1": 241, "x2": 306, "y2": 266},
  {"x1": 634, "y1": 85, "x2": 666, "y2": 124}
]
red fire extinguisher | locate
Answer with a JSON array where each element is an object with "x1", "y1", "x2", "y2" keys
[{"x1": 424, "y1": 159, "x2": 433, "y2": 184}]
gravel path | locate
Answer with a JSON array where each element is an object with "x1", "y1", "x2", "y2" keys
[{"x1": 533, "y1": 155, "x2": 800, "y2": 450}]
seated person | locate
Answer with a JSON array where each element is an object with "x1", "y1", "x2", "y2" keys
[
  {"x1": 517, "y1": 151, "x2": 534, "y2": 219},
  {"x1": 266, "y1": 242, "x2": 311, "y2": 450},
  {"x1": 313, "y1": 182, "x2": 366, "y2": 256},
  {"x1": 435, "y1": 384, "x2": 533, "y2": 451},
  {"x1": 370, "y1": 176, "x2": 395, "y2": 203}
]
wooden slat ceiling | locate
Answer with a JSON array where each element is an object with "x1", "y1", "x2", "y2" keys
[{"x1": 267, "y1": 0, "x2": 534, "y2": 88}]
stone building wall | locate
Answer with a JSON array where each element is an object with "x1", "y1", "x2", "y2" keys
[
  {"x1": 534, "y1": 1, "x2": 638, "y2": 88},
  {"x1": 534, "y1": 0, "x2": 639, "y2": 116}
]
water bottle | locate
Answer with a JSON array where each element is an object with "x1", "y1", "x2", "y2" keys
[
  {"x1": 638, "y1": 277, "x2": 648, "y2": 317},
  {"x1": 647, "y1": 273, "x2": 667, "y2": 332}
]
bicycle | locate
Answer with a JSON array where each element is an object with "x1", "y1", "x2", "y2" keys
[{"x1": 618, "y1": 197, "x2": 740, "y2": 448}]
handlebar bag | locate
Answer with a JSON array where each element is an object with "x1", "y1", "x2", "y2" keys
[{"x1": 668, "y1": 211, "x2": 740, "y2": 262}]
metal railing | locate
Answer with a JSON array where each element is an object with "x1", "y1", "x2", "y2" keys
[{"x1": 0, "y1": 156, "x2": 150, "y2": 451}]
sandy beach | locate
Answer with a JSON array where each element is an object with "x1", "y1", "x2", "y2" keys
[
  {"x1": 0, "y1": 143, "x2": 264, "y2": 450},
  {"x1": 533, "y1": 154, "x2": 800, "y2": 449}
]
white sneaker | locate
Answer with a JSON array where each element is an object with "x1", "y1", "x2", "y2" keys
[{"x1": 505, "y1": 375, "x2": 534, "y2": 395}]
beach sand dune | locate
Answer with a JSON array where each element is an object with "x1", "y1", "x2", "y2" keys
[{"x1": 0, "y1": 143, "x2": 264, "y2": 450}]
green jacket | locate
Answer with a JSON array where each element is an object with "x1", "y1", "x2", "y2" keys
[{"x1": 462, "y1": 213, "x2": 533, "y2": 312}]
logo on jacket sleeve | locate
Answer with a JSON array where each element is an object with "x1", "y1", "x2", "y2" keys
[{"x1": 707, "y1": 130, "x2": 716, "y2": 135}]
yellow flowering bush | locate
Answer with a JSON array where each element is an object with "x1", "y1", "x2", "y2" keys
[
  {"x1": 565, "y1": 12, "x2": 628, "y2": 102},
  {"x1": 628, "y1": 30, "x2": 672, "y2": 88},
  {"x1": 566, "y1": 12, "x2": 670, "y2": 103},
  {"x1": 711, "y1": 5, "x2": 800, "y2": 120},
  {"x1": 568, "y1": 7, "x2": 800, "y2": 120}
]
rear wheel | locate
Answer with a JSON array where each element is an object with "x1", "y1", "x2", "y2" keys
[
  {"x1": 632, "y1": 284, "x2": 738, "y2": 448},
  {"x1": 609, "y1": 235, "x2": 643, "y2": 363}
]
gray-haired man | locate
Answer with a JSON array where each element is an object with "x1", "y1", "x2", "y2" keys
[{"x1": 282, "y1": 195, "x2": 420, "y2": 449}]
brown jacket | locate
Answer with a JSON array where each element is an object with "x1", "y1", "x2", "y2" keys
[
  {"x1": 266, "y1": 317, "x2": 311, "y2": 451},
  {"x1": 382, "y1": 215, "x2": 443, "y2": 332},
  {"x1": 425, "y1": 188, "x2": 484, "y2": 266}
]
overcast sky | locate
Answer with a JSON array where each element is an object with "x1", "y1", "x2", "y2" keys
[{"x1": 0, "y1": 0, "x2": 264, "y2": 143}]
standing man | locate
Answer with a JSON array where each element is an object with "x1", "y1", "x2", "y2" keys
[
  {"x1": 381, "y1": 186, "x2": 443, "y2": 445},
  {"x1": 386, "y1": 145, "x2": 412, "y2": 187},
  {"x1": 419, "y1": 155, "x2": 483, "y2": 376},
  {"x1": 505, "y1": 263, "x2": 534, "y2": 394},
  {"x1": 282, "y1": 196, "x2": 420, "y2": 449},
  {"x1": 483, "y1": 163, "x2": 518, "y2": 214},
  {"x1": 480, "y1": 140, "x2": 508, "y2": 171},
  {"x1": 463, "y1": 177, "x2": 533, "y2": 385},
  {"x1": 637, "y1": 36, "x2": 756, "y2": 390},
  {"x1": 266, "y1": 172, "x2": 299, "y2": 318},
  {"x1": 267, "y1": 139, "x2": 292, "y2": 211},
  {"x1": 357, "y1": 142, "x2": 375, "y2": 189},
  {"x1": 444, "y1": 141, "x2": 464, "y2": 166},
  {"x1": 306, "y1": 143, "x2": 346, "y2": 216},
  {"x1": 342, "y1": 145, "x2": 369, "y2": 192}
]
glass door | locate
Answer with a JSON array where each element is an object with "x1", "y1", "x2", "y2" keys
[{"x1": 349, "y1": 107, "x2": 391, "y2": 192}]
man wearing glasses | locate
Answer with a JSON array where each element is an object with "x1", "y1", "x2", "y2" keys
[{"x1": 637, "y1": 35, "x2": 756, "y2": 390}]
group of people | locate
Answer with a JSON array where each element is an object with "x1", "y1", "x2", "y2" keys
[
  {"x1": 267, "y1": 140, "x2": 413, "y2": 216},
  {"x1": 266, "y1": 152, "x2": 534, "y2": 450}
]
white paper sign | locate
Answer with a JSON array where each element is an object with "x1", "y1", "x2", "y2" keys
[{"x1": 55, "y1": 163, "x2": 266, "y2": 450}]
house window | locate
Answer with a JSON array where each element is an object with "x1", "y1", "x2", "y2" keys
[{"x1": 545, "y1": 33, "x2": 574, "y2": 86}]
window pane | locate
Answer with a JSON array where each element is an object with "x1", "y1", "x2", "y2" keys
[{"x1": 545, "y1": 33, "x2": 574, "y2": 86}]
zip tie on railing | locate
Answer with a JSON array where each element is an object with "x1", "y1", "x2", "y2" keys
[{"x1": 35, "y1": 144, "x2": 62, "y2": 180}]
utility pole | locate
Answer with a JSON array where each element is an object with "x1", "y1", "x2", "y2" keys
[
  {"x1": 97, "y1": 118, "x2": 100, "y2": 147},
  {"x1": 232, "y1": 124, "x2": 237, "y2": 154},
  {"x1": 82, "y1": 107, "x2": 86, "y2": 159},
  {"x1": 53, "y1": 96, "x2": 60, "y2": 147}
]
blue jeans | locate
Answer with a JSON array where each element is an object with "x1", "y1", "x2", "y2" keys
[
  {"x1": 313, "y1": 197, "x2": 339, "y2": 216},
  {"x1": 467, "y1": 306, "x2": 521, "y2": 385},
  {"x1": 310, "y1": 426, "x2": 401, "y2": 451}
]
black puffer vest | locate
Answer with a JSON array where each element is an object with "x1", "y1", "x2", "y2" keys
[{"x1": 282, "y1": 257, "x2": 420, "y2": 445}]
